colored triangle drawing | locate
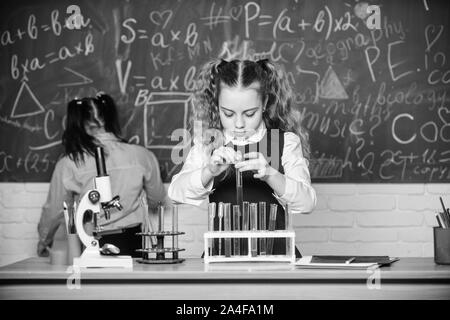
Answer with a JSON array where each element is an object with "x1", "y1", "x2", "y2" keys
[
  {"x1": 10, "y1": 81, "x2": 45, "y2": 119},
  {"x1": 57, "y1": 67, "x2": 93, "y2": 87},
  {"x1": 319, "y1": 66, "x2": 349, "y2": 100}
]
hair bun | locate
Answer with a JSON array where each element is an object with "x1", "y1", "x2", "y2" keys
[
  {"x1": 95, "y1": 91, "x2": 108, "y2": 105},
  {"x1": 256, "y1": 59, "x2": 271, "y2": 73}
]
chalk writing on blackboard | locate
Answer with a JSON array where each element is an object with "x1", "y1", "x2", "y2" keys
[{"x1": 0, "y1": 0, "x2": 449, "y2": 183}]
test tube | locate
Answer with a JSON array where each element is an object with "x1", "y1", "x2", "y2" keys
[
  {"x1": 157, "y1": 203, "x2": 165, "y2": 260},
  {"x1": 235, "y1": 166, "x2": 243, "y2": 253},
  {"x1": 233, "y1": 205, "x2": 241, "y2": 255},
  {"x1": 158, "y1": 202, "x2": 164, "y2": 233},
  {"x1": 141, "y1": 223, "x2": 146, "y2": 258},
  {"x1": 236, "y1": 168, "x2": 243, "y2": 208},
  {"x1": 249, "y1": 203, "x2": 258, "y2": 257},
  {"x1": 172, "y1": 205, "x2": 179, "y2": 259},
  {"x1": 267, "y1": 203, "x2": 278, "y2": 255},
  {"x1": 224, "y1": 203, "x2": 232, "y2": 257},
  {"x1": 284, "y1": 203, "x2": 290, "y2": 255},
  {"x1": 218, "y1": 202, "x2": 224, "y2": 255},
  {"x1": 208, "y1": 202, "x2": 216, "y2": 256},
  {"x1": 259, "y1": 202, "x2": 266, "y2": 255},
  {"x1": 140, "y1": 197, "x2": 148, "y2": 254},
  {"x1": 242, "y1": 201, "x2": 249, "y2": 255}
]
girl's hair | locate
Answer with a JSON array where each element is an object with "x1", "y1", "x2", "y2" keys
[
  {"x1": 62, "y1": 92, "x2": 123, "y2": 164},
  {"x1": 192, "y1": 59, "x2": 311, "y2": 160}
]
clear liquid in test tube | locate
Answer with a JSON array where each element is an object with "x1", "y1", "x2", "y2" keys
[
  {"x1": 232, "y1": 205, "x2": 241, "y2": 255},
  {"x1": 249, "y1": 203, "x2": 258, "y2": 257},
  {"x1": 224, "y1": 203, "x2": 232, "y2": 257},
  {"x1": 259, "y1": 202, "x2": 266, "y2": 255}
]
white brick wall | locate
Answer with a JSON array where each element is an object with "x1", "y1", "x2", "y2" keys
[{"x1": 0, "y1": 183, "x2": 448, "y2": 267}]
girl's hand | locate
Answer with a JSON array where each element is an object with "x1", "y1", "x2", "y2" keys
[
  {"x1": 235, "y1": 152, "x2": 276, "y2": 180},
  {"x1": 206, "y1": 146, "x2": 242, "y2": 177},
  {"x1": 37, "y1": 239, "x2": 50, "y2": 257}
]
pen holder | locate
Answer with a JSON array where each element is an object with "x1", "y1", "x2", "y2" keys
[
  {"x1": 433, "y1": 227, "x2": 450, "y2": 265},
  {"x1": 67, "y1": 233, "x2": 82, "y2": 265},
  {"x1": 50, "y1": 249, "x2": 67, "y2": 266}
]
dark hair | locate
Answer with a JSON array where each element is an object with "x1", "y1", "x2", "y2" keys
[
  {"x1": 193, "y1": 59, "x2": 311, "y2": 160},
  {"x1": 62, "y1": 93, "x2": 123, "y2": 164}
]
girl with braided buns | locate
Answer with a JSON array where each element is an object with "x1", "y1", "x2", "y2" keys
[{"x1": 168, "y1": 59, "x2": 316, "y2": 256}]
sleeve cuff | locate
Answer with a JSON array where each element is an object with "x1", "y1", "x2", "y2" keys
[
  {"x1": 278, "y1": 177, "x2": 298, "y2": 203},
  {"x1": 190, "y1": 168, "x2": 214, "y2": 196}
]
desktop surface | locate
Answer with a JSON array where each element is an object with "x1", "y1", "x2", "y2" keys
[{"x1": 0, "y1": 257, "x2": 449, "y2": 299}]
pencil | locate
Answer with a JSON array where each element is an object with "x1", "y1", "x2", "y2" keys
[
  {"x1": 439, "y1": 197, "x2": 449, "y2": 226},
  {"x1": 438, "y1": 212, "x2": 448, "y2": 229},
  {"x1": 436, "y1": 215, "x2": 443, "y2": 228},
  {"x1": 439, "y1": 197, "x2": 447, "y2": 215}
]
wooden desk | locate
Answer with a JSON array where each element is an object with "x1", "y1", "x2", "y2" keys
[{"x1": 0, "y1": 258, "x2": 449, "y2": 299}]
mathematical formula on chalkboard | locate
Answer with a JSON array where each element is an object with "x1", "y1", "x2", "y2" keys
[{"x1": 0, "y1": 0, "x2": 449, "y2": 183}]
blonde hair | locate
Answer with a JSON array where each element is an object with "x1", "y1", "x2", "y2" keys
[{"x1": 191, "y1": 59, "x2": 311, "y2": 160}]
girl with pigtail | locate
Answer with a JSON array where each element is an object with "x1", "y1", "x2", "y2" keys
[
  {"x1": 37, "y1": 92, "x2": 167, "y2": 258},
  {"x1": 168, "y1": 59, "x2": 316, "y2": 256}
]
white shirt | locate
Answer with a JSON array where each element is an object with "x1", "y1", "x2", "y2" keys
[{"x1": 168, "y1": 126, "x2": 317, "y2": 214}]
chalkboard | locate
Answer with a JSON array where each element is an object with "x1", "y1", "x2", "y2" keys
[{"x1": 0, "y1": 0, "x2": 449, "y2": 183}]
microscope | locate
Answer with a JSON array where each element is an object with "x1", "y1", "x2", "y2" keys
[{"x1": 73, "y1": 147, "x2": 133, "y2": 269}]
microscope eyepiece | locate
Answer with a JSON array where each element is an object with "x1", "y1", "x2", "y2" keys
[{"x1": 95, "y1": 146, "x2": 107, "y2": 177}]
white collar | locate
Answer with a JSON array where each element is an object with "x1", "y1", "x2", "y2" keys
[
  {"x1": 223, "y1": 122, "x2": 267, "y2": 146},
  {"x1": 94, "y1": 132, "x2": 120, "y2": 142}
]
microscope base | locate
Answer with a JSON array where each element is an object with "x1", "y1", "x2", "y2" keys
[
  {"x1": 73, "y1": 248, "x2": 133, "y2": 269},
  {"x1": 73, "y1": 256, "x2": 133, "y2": 269}
]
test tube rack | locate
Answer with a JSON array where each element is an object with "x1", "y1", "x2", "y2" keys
[
  {"x1": 136, "y1": 204, "x2": 185, "y2": 264},
  {"x1": 136, "y1": 230, "x2": 185, "y2": 264},
  {"x1": 203, "y1": 230, "x2": 296, "y2": 264}
]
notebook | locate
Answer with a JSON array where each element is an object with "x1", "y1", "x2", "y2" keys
[{"x1": 295, "y1": 255, "x2": 399, "y2": 269}]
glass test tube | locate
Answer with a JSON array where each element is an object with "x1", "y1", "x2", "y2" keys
[
  {"x1": 140, "y1": 197, "x2": 148, "y2": 252},
  {"x1": 236, "y1": 169, "x2": 243, "y2": 207},
  {"x1": 285, "y1": 203, "x2": 290, "y2": 255},
  {"x1": 236, "y1": 167, "x2": 243, "y2": 254},
  {"x1": 267, "y1": 203, "x2": 278, "y2": 255},
  {"x1": 249, "y1": 203, "x2": 258, "y2": 257},
  {"x1": 157, "y1": 203, "x2": 164, "y2": 260},
  {"x1": 233, "y1": 205, "x2": 241, "y2": 255},
  {"x1": 158, "y1": 202, "x2": 164, "y2": 232},
  {"x1": 217, "y1": 202, "x2": 224, "y2": 255},
  {"x1": 224, "y1": 203, "x2": 232, "y2": 257},
  {"x1": 259, "y1": 202, "x2": 266, "y2": 255},
  {"x1": 172, "y1": 205, "x2": 178, "y2": 251},
  {"x1": 208, "y1": 202, "x2": 216, "y2": 255},
  {"x1": 242, "y1": 201, "x2": 249, "y2": 255},
  {"x1": 141, "y1": 223, "x2": 146, "y2": 257}
]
